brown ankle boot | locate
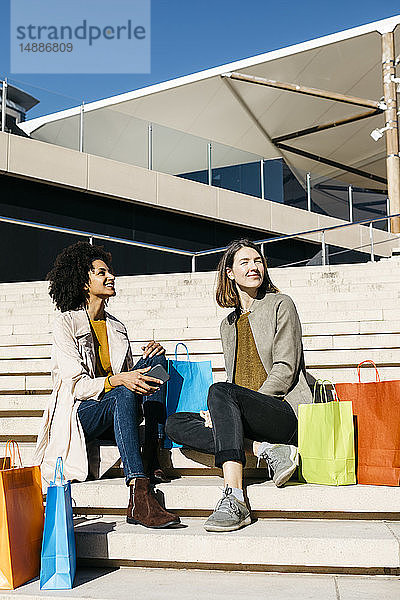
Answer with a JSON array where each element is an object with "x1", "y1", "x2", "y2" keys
[{"x1": 127, "y1": 478, "x2": 180, "y2": 528}]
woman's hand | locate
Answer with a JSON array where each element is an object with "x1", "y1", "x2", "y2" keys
[
  {"x1": 109, "y1": 368, "x2": 162, "y2": 395},
  {"x1": 141, "y1": 341, "x2": 166, "y2": 359},
  {"x1": 200, "y1": 410, "x2": 212, "y2": 428}
]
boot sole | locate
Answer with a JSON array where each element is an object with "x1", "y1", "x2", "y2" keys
[
  {"x1": 203, "y1": 515, "x2": 251, "y2": 533},
  {"x1": 127, "y1": 517, "x2": 180, "y2": 529},
  {"x1": 274, "y1": 446, "x2": 298, "y2": 488}
]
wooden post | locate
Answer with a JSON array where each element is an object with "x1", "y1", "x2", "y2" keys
[{"x1": 382, "y1": 32, "x2": 400, "y2": 233}]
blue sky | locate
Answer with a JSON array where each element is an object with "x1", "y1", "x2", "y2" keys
[{"x1": 1, "y1": 0, "x2": 399, "y2": 119}]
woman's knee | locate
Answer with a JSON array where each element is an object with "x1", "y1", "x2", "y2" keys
[
  {"x1": 113, "y1": 385, "x2": 137, "y2": 407},
  {"x1": 148, "y1": 353, "x2": 167, "y2": 368},
  {"x1": 207, "y1": 382, "x2": 232, "y2": 409}
]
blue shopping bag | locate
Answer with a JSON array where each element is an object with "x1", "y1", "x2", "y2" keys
[
  {"x1": 40, "y1": 457, "x2": 76, "y2": 590},
  {"x1": 165, "y1": 343, "x2": 213, "y2": 448}
]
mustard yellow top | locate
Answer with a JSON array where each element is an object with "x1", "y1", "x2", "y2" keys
[
  {"x1": 234, "y1": 312, "x2": 267, "y2": 392},
  {"x1": 90, "y1": 320, "x2": 114, "y2": 393}
]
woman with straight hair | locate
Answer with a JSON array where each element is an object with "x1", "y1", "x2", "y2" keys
[
  {"x1": 166, "y1": 239, "x2": 312, "y2": 532},
  {"x1": 34, "y1": 241, "x2": 179, "y2": 529}
]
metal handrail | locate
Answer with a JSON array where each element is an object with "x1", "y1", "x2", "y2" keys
[
  {"x1": 192, "y1": 212, "x2": 400, "y2": 258},
  {"x1": 1, "y1": 212, "x2": 398, "y2": 272},
  {"x1": 0, "y1": 215, "x2": 193, "y2": 257}
]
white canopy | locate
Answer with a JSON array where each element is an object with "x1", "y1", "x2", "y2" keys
[{"x1": 20, "y1": 15, "x2": 400, "y2": 190}]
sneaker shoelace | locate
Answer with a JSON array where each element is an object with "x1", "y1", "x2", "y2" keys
[
  {"x1": 214, "y1": 489, "x2": 241, "y2": 517},
  {"x1": 257, "y1": 447, "x2": 279, "y2": 478}
]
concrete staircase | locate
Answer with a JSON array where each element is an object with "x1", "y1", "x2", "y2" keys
[{"x1": 1, "y1": 260, "x2": 400, "y2": 576}]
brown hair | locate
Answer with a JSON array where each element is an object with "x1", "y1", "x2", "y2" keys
[{"x1": 215, "y1": 239, "x2": 279, "y2": 308}]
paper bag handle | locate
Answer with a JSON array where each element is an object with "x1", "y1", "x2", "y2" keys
[
  {"x1": 4, "y1": 440, "x2": 23, "y2": 468},
  {"x1": 174, "y1": 343, "x2": 190, "y2": 362},
  {"x1": 313, "y1": 379, "x2": 339, "y2": 403},
  {"x1": 357, "y1": 360, "x2": 380, "y2": 383},
  {"x1": 51, "y1": 456, "x2": 65, "y2": 485}
]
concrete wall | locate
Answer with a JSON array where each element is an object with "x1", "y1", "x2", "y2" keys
[{"x1": 0, "y1": 131, "x2": 397, "y2": 257}]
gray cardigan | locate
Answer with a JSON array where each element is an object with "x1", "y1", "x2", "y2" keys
[{"x1": 220, "y1": 292, "x2": 312, "y2": 416}]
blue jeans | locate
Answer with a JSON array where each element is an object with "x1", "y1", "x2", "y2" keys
[{"x1": 77, "y1": 354, "x2": 167, "y2": 485}]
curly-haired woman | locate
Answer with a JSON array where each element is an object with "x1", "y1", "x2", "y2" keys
[
  {"x1": 34, "y1": 241, "x2": 179, "y2": 529},
  {"x1": 166, "y1": 239, "x2": 312, "y2": 532}
]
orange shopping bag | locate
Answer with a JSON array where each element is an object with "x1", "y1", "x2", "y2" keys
[
  {"x1": 336, "y1": 361, "x2": 400, "y2": 486},
  {"x1": 0, "y1": 440, "x2": 44, "y2": 589}
]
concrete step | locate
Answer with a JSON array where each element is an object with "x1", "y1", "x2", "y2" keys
[
  {"x1": 3, "y1": 333, "x2": 400, "y2": 359},
  {"x1": 73, "y1": 515, "x2": 400, "y2": 574},
  {"x1": 0, "y1": 415, "x2": 42, "y2": 436},
  {"x1": 0, "y1": 345, "x2": 52, "y2": 359},
  {"x1": 71, "y1": 476, "x2": 400, "y2": 518},
  {"x1": 0, "y1": 394, "x2": 49, "y2": 410},
  {"x1": 308, "y1": 366, "x2": 400, "y2": 382},
  {"x1": 2, "y1": 329, "x2": 400, "y2": 355},
  {"x1": 0, "y1": 358, "x2": 51, "y2": 374},
  {"x1": 5, "y1": 310, "x2": 400, "y2": 338},
  {"x1": 7, "y1": 284, "x2": 400, "y2": 311},
  {"x1": 1, "y1": 348, "x2": 399, "y2": 378},
  {"x1": 2, "y1": 568, "x2": 400, "y2": 600},
  {"x1": 2, "y1": 364, "x2": 400, "y2": 397},
  {"x1": 0, "y1": 333, "x2": 52, "y2": 347},
  {"x1": 5, "y1": 296, "x2": 400, "y2": 324},
  {"x1": 0, "y1": 374, "x2": 51, "y2": 392},
  {"x1": 1, "y1": 444, "x2": 257, "y2": 475}
]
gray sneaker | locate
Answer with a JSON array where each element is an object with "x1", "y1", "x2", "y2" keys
[
  {"x1": 203, "y1": 486, "x2": 251, "y2": 532},
  {"x1": 257, "y1": 443, "x2": 298, "y2": 487}
]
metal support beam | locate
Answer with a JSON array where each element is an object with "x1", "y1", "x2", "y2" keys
[
  {"x1": 148, "y1": 123, "x2": 153, "y2": 170},
  {"x1": 348, "y1": 185, "x2": 353, "y2": 222},
  {"x1": 260, "y1": 159, "x2": 265, "y2": 199},
  {"x1": 79, "y1": 101, "x2": 84, "y2": 153},
  {"x1": 306, "y1": 172, "x2": 311, "y2": 211},
  {"x1": 222, "y1": 72, "x2": 386, "y2": 110},
  {"x1": 1, "y1": 79, "x2": 7, "y2": 133},
  {"x1": 221, "y1": 76, "x2": 283, "y2": 154},
  {"x1": 276, "y1": 142, "x2": 387, "y2": 185},
  {"x1": 316, "y1": 184, "x2": 387, "y2": 195},
  {"x1": 272, "y1": 109, "x2": 382, "y2": 144},
  {"x1": 207, "y1": 142, "x2": 212, "y2": 185},
  {"x1": 381, "y1": 32, "x2": 400, "y2": 233},
  {"x1": 321, "y1": 231, "x2": 327, "y2": 266},
  {"x1": 369, "y1": 222, "x2": 375, "y2": 262}
]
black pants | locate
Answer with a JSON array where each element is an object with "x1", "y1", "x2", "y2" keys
[{"x1": 165, "y1": 381, "x2": 298, "y2": 468}]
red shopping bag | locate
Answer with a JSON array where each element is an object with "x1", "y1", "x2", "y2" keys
[{"x1": 336, "y1": 361, "x2": 400, "y2": 486}]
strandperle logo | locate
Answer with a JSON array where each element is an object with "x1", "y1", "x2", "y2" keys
[
  {"x1": 16, "y1": 20, "x2": 146, "y2": 46},
  {"x1": 10, "y1": 0, "x2": 151, "y2": 74}
]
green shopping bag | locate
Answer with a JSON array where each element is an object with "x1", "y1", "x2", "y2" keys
[{"x1": 298, "y1": 380, "x2": 356, "y2": 486}]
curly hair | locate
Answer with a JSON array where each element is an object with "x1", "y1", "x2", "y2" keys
[{"x1": 47, "y1": 241, "x2": 113, "y2": 312}]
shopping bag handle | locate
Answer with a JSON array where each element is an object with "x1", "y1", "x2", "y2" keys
[
  {"x1": 174, "y1": 343, "x2": 190, "y2": 361},
  {"x1": 312, "y1": 379, "x2": 339, "y2": 403},
  {"x1": 4, "y1": 440, "x2": 23, "y2": 469},
  {"x1": 313, "y1": 379, "x2": 326, "y2": 403},
  {"x1": 320, "y1": 379, "x2": 340, "y2": 402},
  {"x1": 51, "y1": 456, "x2": 65, "y2": 486},
  {"x1": 357, "y1": 360, "x2": 380, "y2": 383}
]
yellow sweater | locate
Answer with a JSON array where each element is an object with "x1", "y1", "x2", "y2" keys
[{"x1": 90, "y1": 320, "x2": 114, "y2": 393}]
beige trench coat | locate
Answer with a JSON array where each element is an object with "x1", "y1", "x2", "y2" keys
[{"x1": 33, "y1": 308, "x2": 133, "y2": 486}]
